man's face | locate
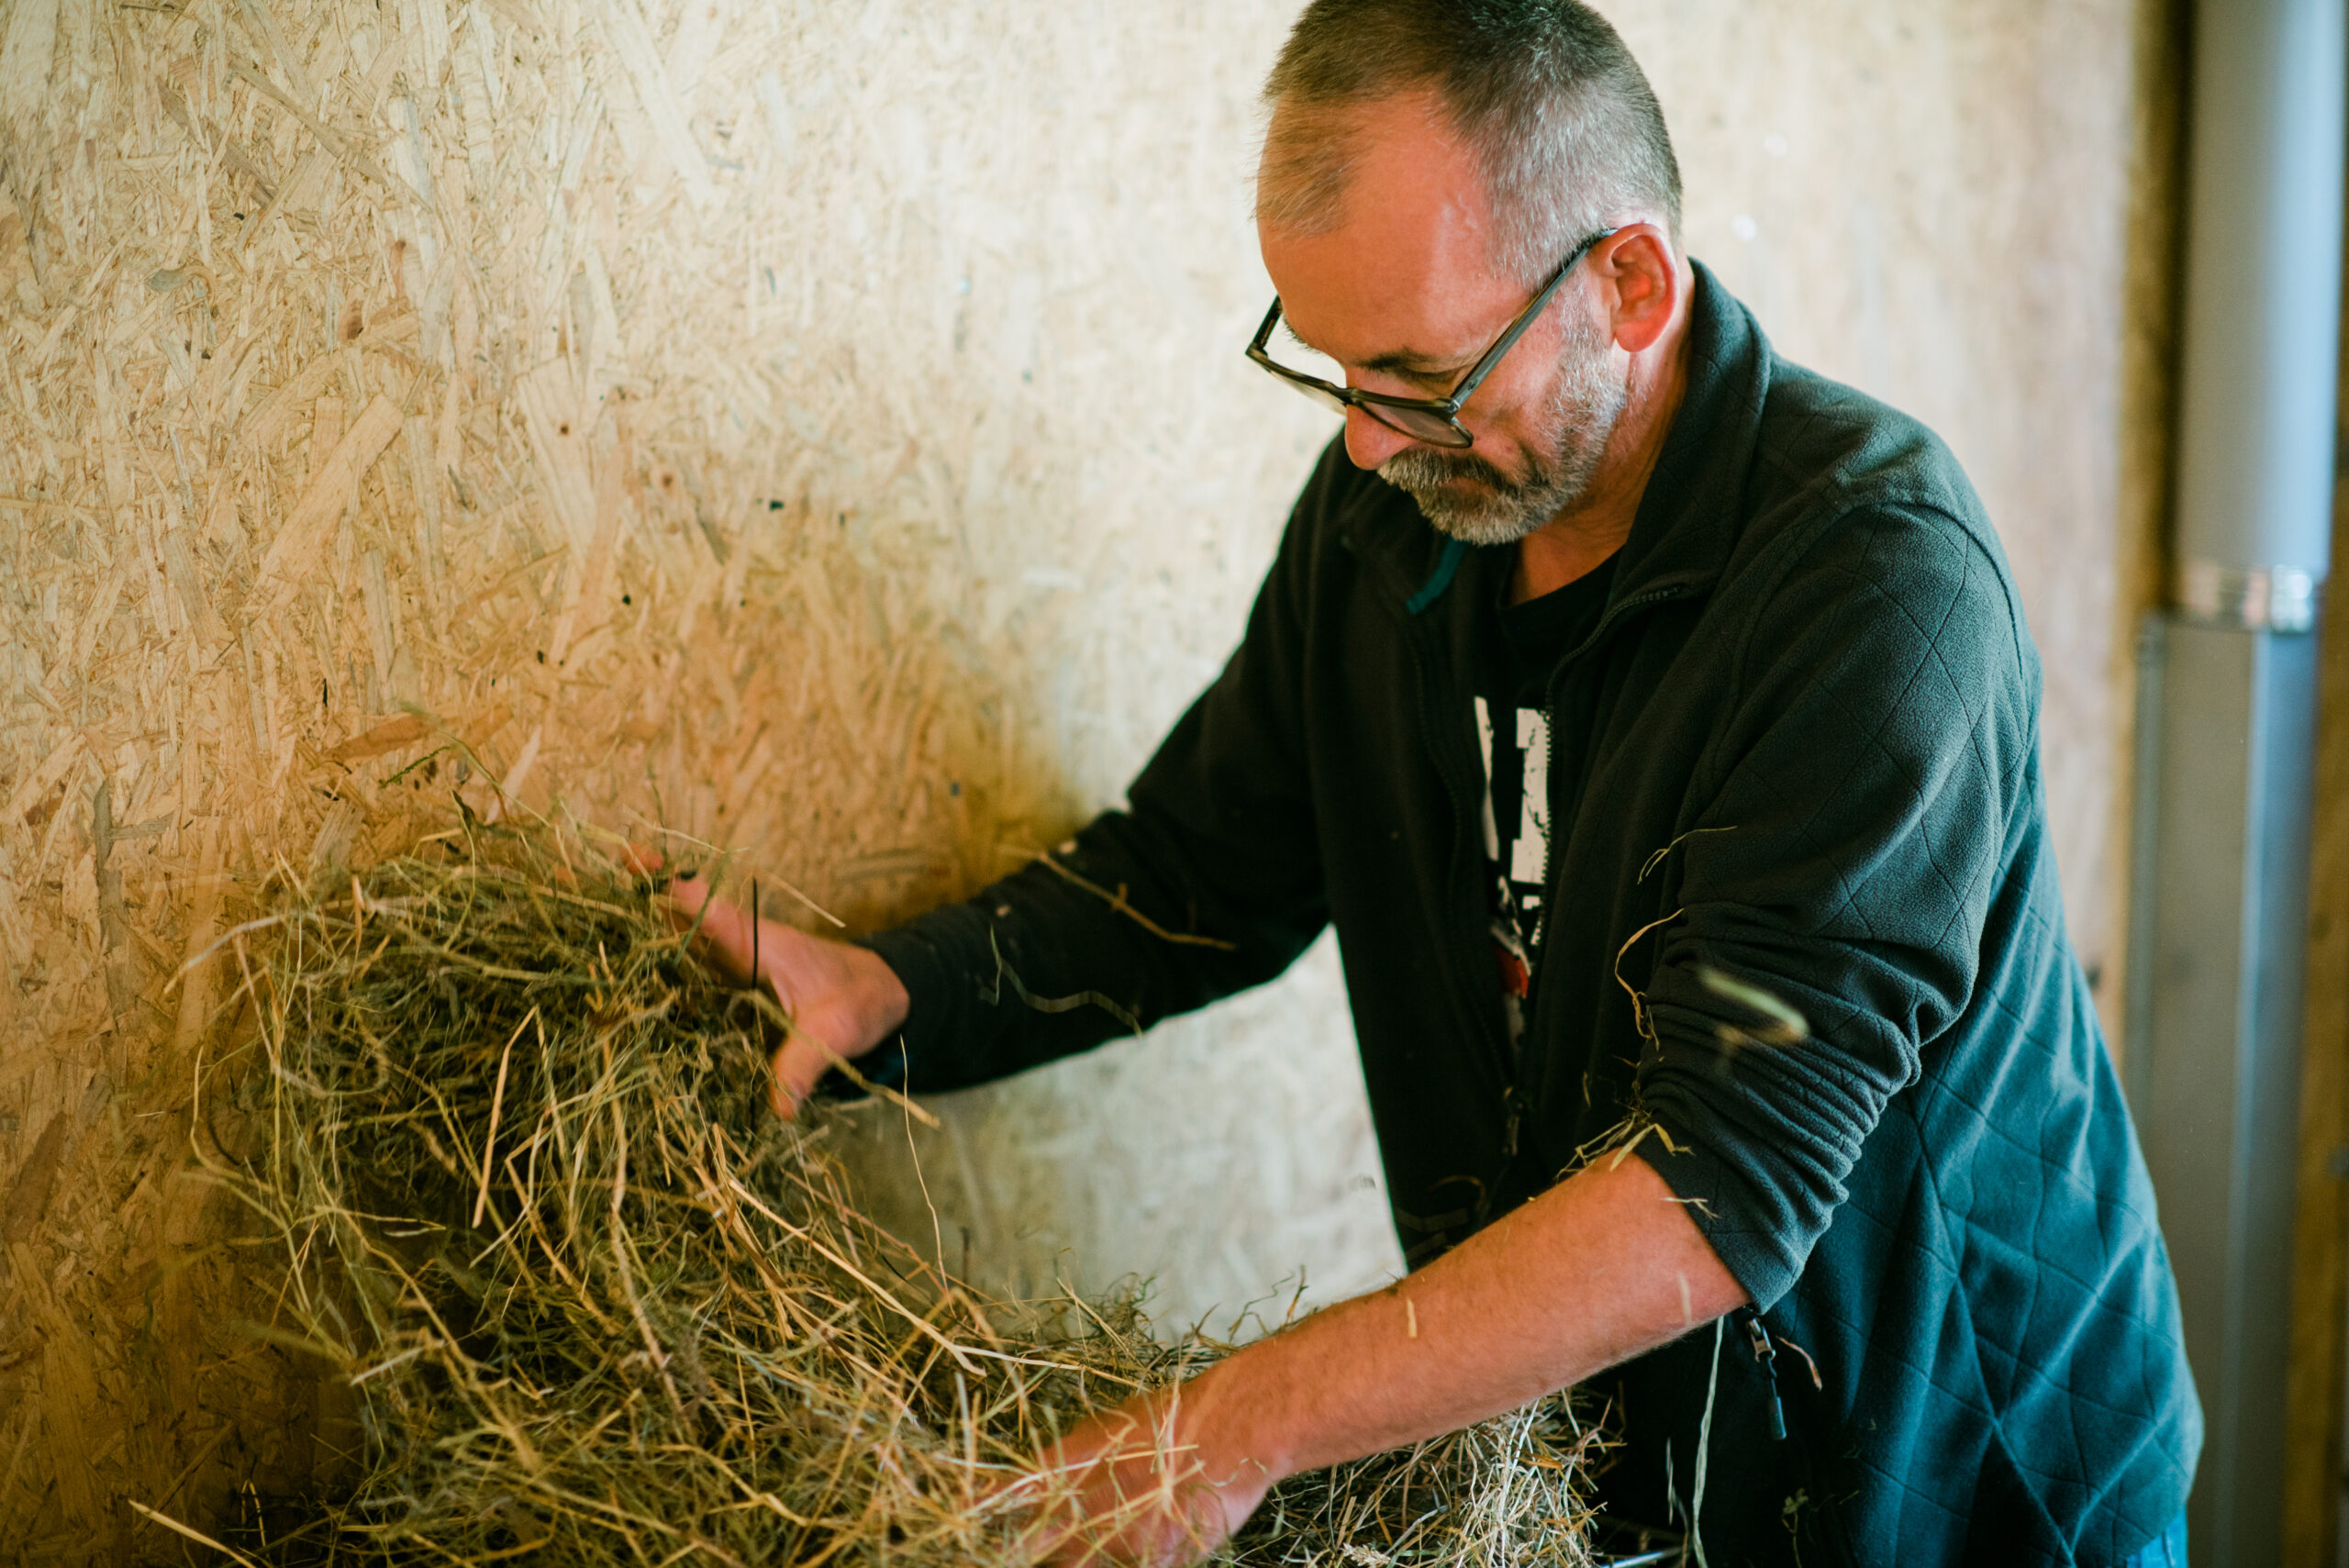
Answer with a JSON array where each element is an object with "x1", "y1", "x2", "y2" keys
[
  {"x1": 1257, "y1": 95, "x2": 1630, "y2": 546},
  {"x1": 1375, "y1": 304, "x2": 1628, "y2": 546}
]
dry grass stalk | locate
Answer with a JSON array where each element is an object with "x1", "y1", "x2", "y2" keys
[{"x1": 207, "y1": 810, "x2": 1599, "y2": 1565}]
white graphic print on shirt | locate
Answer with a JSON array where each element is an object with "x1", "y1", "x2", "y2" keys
[{"x1": 1474, "y1": 695, "x2": 1552, "y2": 1044}]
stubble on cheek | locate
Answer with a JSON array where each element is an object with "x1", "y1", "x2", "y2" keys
[{"x1": 1377, "y1": 319, "x2": 1627, "y2": 548}]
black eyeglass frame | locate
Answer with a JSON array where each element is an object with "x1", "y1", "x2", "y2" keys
[{"x1": 1245, "y1": 226, "x2": 1620, "y2": 450}]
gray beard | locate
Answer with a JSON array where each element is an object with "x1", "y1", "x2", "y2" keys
[{"x1": 1377, "y1": 319, "x2": 1629, "y2": 548}]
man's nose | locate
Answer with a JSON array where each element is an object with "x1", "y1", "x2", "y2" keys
[{"x1": 1343, "y1": 406, "x2": 1419, "y2": 472}]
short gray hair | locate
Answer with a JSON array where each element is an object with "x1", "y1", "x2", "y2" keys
[{"x1": 1258, "y1": 0, "x2": 1682, "y2": 286}]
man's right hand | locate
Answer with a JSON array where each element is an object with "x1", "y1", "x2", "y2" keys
[{"x1": 658, "y1": 871, "x2": 912, "y2": 1116}]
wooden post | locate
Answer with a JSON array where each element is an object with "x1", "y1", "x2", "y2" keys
[{"x1": 2280, "y1": 270, "x2": 2349, "y2": 1568}]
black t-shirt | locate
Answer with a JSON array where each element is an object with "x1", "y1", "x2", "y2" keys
[{"x1": 1469, "y1": 553, "x2": 1617, "y2": 1047}]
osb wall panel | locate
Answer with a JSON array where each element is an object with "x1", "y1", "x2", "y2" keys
[
  {"x1": 0, "y1": 0, "x2": 1361, "y2": 1551},
  {"x1": 0, "y1": 0, "x2": 2155, "y2": 1554}
]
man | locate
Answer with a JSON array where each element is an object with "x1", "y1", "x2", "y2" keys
[{"x1": 670, "y1": 3, "x2": 2199, "y2": 1562}]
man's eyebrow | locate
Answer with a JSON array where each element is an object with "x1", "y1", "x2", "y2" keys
[
  {"x1": 1359, "y1": 349, "x2": 1466, "y2": 378},
  {"x1": 1281, "y1": 321, "x2": 1464, "y2": 381}
]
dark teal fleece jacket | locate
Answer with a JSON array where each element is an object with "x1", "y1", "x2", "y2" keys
[{"x1": 863, "y1": 265, "x2": 2199, "y2": 1565}]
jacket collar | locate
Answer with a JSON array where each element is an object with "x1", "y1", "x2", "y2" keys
[{"x1": 1341, "y1": 260, "x2": 1773, "y2": 619}]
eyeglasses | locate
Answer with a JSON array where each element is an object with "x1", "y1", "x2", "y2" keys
[{"x1": 1245, "y1": 227, "x2": 1619, "y2": 450}]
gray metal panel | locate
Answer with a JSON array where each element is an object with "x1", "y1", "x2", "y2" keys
[
  {"x1": 2241, "y1": 628, "x2": 2320, "y2": 1557},
  {"x1": 2146, "y1": 4, "x2": 2341, "y2": 1556},
  {"x1": 2134, "y1": 619, "x2": 2254, "y2": 1564},
  {"x1": 2129, "y1": 617, "x2": 2321, "y2": 1565}
]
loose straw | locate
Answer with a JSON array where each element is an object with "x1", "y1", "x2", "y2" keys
[{"x1": 217, "y1": 812, "x2": 1600, "y2": 1565}]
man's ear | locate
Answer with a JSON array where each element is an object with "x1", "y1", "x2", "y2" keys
[{"x1": 1598, "y1": 225, "x2": 1679, "y2": 355}]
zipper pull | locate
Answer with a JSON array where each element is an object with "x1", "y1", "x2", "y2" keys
[
  {"x1": 1742, "y1": 1307, "x2": 1788, "y2": 1441},
  {"x1": 1501, "y1": 1085, "x2": 1522, "y2": 1160}
]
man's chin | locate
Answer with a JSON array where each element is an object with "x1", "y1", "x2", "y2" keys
[
  {"x1": 1382, "y1": 452, "x2": 1571, "y2": 545},
  {"x1": 1407, "y1": 492, "x2": 1545, "y2": 548},
  {"x1": 1409, "y1": 482, "x2": 1497, "y2": 523}
]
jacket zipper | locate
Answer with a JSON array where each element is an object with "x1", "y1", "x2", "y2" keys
[
  {"x1": 1742, "y1": 1306, "x2": 1789, "y2": 1441},
  {"x1": 1522, "y1": 584, "x2": 1686, "y2": 1035},
  {"x1": 1397, "y1": 608, "x2": 1522, "y2": 1113},
  {"x1": 1533, "y1": 704, "x2": 1557, "y2": 956},
  {"x1": 1389, "y1": 556, "x2": 1692, "y2": 1200}
]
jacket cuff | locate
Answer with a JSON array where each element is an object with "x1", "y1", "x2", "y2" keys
[
  {"x1": 853, "y1": 910, "x2": 981, "y2": 1093},
  {"x1": 1631, "y1": 1107, "x2": 1810, "y2": 1313}
]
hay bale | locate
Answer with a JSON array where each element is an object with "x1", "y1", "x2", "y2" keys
[{"x1": 195, "y1": 810, "x2": 1598, "y2": 1565}]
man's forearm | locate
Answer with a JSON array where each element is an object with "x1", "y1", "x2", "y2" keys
[{"x1": 1182, "y1": 1151, "x2": 1747, "y2": 1485}]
